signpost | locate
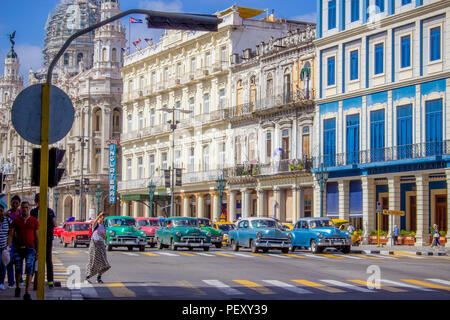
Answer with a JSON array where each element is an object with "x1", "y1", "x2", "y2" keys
[{"x1": 383, "y1": 209, "x2": 405, "y2": 247}]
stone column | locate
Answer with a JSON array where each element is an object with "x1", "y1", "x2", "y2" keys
[
  {"x1": 229, "y1": 190, "x2": 237, "y2": 222},
  {"x1": 388, "y1": 176, "x2": 401, "y2": 238},
  {"x1": 211, "y1": 192, "x2": 220, "y2": 221},
  {"x1": 133, "y1": 201, "x2": 139, "y2": 218},
  {"x1": 313, "y1": 179, "x2": 321, "y2": 217},
  {"x1": 183, "y1": 195, "x2": 190, "y2": 217},
  {"x1": 338, "y1": 180, "x2": 350, "y2": 221},
  {"x1": 242, "y1": 189, "x2": 252, "y2": 219},
  {"x1": 122, "y1": 201, "x2": 128, "y2": 217},
  {"x1": 144, "y1": 202, "x2": 150, "y2": 218},
  {"x1": 298, "y1": 186, "x2": 305, "y2": 219},
  {"x1": 415, "y1": 174, "x2": 430, "y2": 246},
  {"x1": 361, "y1": 176, "x2": 376, "y2": 244},
  {"x1": 256, "y1": 188, "x2": 266, "y2": 218},
  {"x1": 447, "y1": 169, "x2": 450, "y2": 248},
  {"x1": 273, "y1": 187, "x2": 281, "y2": 220},
  {"x1": 197, "y1": 194, "x2": 205, "y2": 218},
  {"x1": 292, "y1": 187, "x2": 299, "y2": 223}
]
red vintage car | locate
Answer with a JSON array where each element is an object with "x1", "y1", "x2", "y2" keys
[
  {"x1": 61, "y1": 221, "x2": 93, "y2": 248},
  {"x1": 135, "y1": 217, "x2": 161, "y2": 247},
  {"x1": 54, "y1": 225, "x2": 65, "y2": 239}
]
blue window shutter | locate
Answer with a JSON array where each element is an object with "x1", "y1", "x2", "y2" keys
[
  {"x1": 328, "y1": 0, "x2": 336, "y2": 30},
  {"x1": 425, "y1": 99, "x2": 443, "y2": 155},
  {"x1": 401, "y1": 0, "x2": 411, "y2": 5},
  {"x1": 397, "y1": 105, "x2": 412, "y2": 159},
  {"x1": 401, "y1": 35, "x2": 411, "y2": 68},
  {"x1": 351, "y1": 0, "x2": 360, "y2": 22},
  {"x1": 326, "y1": 182, "x2": 339, "y2": 217},
  {"x1": 370, "y1": 109, "x2": 385, "y2": 162},
  {"x1": 350, "y1": 50, "x2": 358, "y2": 80},
  {"x1": 327, "y1": 56, "x2": 335, "y2": 86},
  {"x1": 376, "y1": 0, "x2": 385, "y2": 12},
  {"x1": 323, "y1": 118, "x2": 336, "y2": 167},
  {"x1": 346, "y1": 114, "x2": 360, "y2": 165},
  {"x1": 349, "y1": 181, "x2": 363, "y2": 217},
  {"x1": 430, "y1": 27, "x2": 441, "y2": 61},
  {"x1": 375, "y1": 43, "x2": 384, "y2": 74}
]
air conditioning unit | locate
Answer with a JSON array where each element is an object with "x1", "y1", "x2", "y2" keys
[
  {"x1": 243, "y1": 48, "x2": 252, "y2": 60},
  {"x1": 231, "y1": 53, "x2": 239, "y2": 64}
]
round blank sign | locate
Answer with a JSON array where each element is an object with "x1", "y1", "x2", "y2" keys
[{"x1": 11, "y1": 84, "x2": 75, "y2": 145}]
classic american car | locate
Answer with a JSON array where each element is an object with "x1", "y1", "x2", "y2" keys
[
  {"x1": 61, "y1": 221, "x2": 92, "y2": 248},
  {"x1": 104, "y1": 216, "x2": 147, "y2": 251},
  {"x1": 290, "y1": 218, "x2": 352, "y2": 254},
  {"x1": 197, "y1": 218, "x2": 224, "y2": 248},
  {"x1": 228, "y1": 218, "x2": 291, "y2": 253},
  {"x1": 212, "y1": 221, "x2": 236, "y2": 245},
  {"x1": 54, "y1": 225, "x2": 65, "y2": 240},
  {"x1": 135, "y1": 217, "x2": 161, "y2": 247},
  {"x1": 155, "y1": 217, "x2": 212, "y2": 251}
]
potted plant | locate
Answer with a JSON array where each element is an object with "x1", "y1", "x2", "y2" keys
[
  {"x1": 398, "y1": 230, "x2": 415, "y2": 245},
  {"x1": 296, "y1": 161, "x2": 304, "y2": 170},
  {"x1": 289, "y1": 159, "x2": 296, "y2": 171},
  {"x1": 439, "y1": 231, "x2": 447, "y2": 245},
  {"x1": 368, "y1": 230, "x2": 389, "y2": 244}
]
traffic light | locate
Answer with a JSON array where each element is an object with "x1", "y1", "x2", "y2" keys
[
  {"x1": 31, "y1": 147, "x2": 66, "y2": 188},
  {"x1": 146, "y1": 12, "x2": 220, "y2": 32}
]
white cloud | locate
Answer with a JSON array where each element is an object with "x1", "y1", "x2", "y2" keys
[
  {"x1": 126, "y1": 0, "x2": 184, "y2": 53},
  {"x1": 290, "y1": 12, "x2": 317, "y2": 23}
]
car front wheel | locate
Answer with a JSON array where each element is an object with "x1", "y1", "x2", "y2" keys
[
  {"x1": 290, "y1": 246, "x2": 296, "y2": 252},
  {"x1": 170, "y1": 239, "x2": 178, "y2": 251},
  {"x1": 139, "y1": 246, "x2": 145, "y2": 252},
  {"x1": 250, "y1": 240, "x2": 258, "y2": 253},
  {"x1": 215, "y1": 243, "x2": 222, "y2": 249},
  {"x1": 310, "y1": 239, "x2": 320, "y2": 254},
  {"x1": 203, "y1": 246, "x2": 210, "y2": 251},
  {"x1": 341, "y1": 246, "x2": 351, "y2": 254},
  {"x1": 157, "y1": 239, "x2": 163, "y2": 250},
  {"x1": 281, "y1": 248, "x2": 289, "y2": 254},
  {"x1": 231, "y1": 240, "x2": 239, "y2": 252}
]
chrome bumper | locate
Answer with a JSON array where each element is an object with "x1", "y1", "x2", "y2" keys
[
  {"x1": 174, "y1": 241, "x2": 212, "y2": 247},
  {"x1": 255, "y1": 240, "x2": 291, "y2": 248},
  {"x1": 108, "y1": 239, "x2": 147, "y2": 246},
  {"x1": 318, "y1": 238, "x2": 351, "y2": 246}
]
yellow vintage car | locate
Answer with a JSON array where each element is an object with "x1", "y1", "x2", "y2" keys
[
  {"x1": 280, "y1": 223, "x2": 294, "y2": 231},
  {"x1": 212, "y1": 221, "x2": 236, "y2": 245},
  {"x1": 331, "y1": 219, "x2": 361, "y2": 245}
]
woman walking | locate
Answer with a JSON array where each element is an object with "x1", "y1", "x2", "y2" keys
[
  {"x1": 431, "y1": 224, "x2": 441, "y2": 249},
  {"x1": 85, "y1": 212, "x2": 110, "y2": 284}
]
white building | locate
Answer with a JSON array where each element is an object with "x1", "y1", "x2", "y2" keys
[
  {"x1": 119, "y1": 6, "x2": 311, "y2": 220},
  {"x1": 314, "y1": 0, "x2": 450, "y2": 246}
]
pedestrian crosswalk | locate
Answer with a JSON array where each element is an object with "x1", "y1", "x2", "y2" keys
[{"x1": 76, "y1": 277, "x2": 450, "y2": 299}]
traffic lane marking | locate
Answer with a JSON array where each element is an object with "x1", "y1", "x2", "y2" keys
[
  {"x1": 401, "y1": 279, "x2": 450, "y2": 291},
  {"x1": 203, "y1": 280, "x2": 244, "y2": 296},
  {"x1": 348, "y1": 279, "x2": 407, "y2": 293},
  {"x1": 262, "y1": 280, "x2": 311, "y2": 294},
  {"x1": 426, "y1": 279, "x2": 450, "y2": 286},
  {"x1": 106, "y1": 282, "x2": 137, "y2": 297},
  {"x1": 320, "y1": 280, "x2": 374, "y2": 293},
  {"x1": 178, "y1": 252, "x2": 197, "y2": 257},
  {"x1": 266, "y1": 254, "x2": 290, "y2": 259},
  {"x1": 381, "y1": 279, "x2": 435, "y2": 291},
  {"x1": 214, "y1": 253, "x2": 235, "y2": 258},
  {"x1": 280, "y1": 253, "x2": 306, "y2": 259},
  {"x1": 175, "y1": 280, "x2": 207, "y2": 296},
  {"x1": 317, "y1": 254, "x2": 345, "y2": 259},
  {"x1": 233, "y1": 280, "x2": 276, "y2": 295},
  {"x1": 292, "y1": 280, "x2": 345, "y2": 293},
  {"x1": 249, "y1": 253, "x2": 270, "y2": 258},
  {"x1": 141, "y1": 252, "x2": 159, "y2": 256}
]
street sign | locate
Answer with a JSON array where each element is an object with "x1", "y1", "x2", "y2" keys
[
  {"x1": 383, "y1": 209, "x2": 405, "y2": 216},
  {"x1": 11, "y1": 84, "x2": 74, "y2": 145},
  {"x1": 376, "y1": 201, "x2": 382, "y2": 213}
]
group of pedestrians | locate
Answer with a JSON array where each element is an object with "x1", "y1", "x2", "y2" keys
[{"x1": 0, "y1": 194, "x2": 55, "y2": 300}]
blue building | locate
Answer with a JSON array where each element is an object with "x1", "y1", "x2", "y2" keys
[{"x1": 313, "y1": 0, "x2": 449, "y2": 246}]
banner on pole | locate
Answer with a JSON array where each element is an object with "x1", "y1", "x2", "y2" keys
[
  {"x1": 164, "y1": 169, "x2": 171, "y2": 188},
  {"x1": 109, "y1": 143, "x2": 117, "y2": 204},
  {"x1": 175, "y1": 168, "x2": 182, "y2": 187}
]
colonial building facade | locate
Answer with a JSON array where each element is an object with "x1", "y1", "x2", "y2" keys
[
  {"x1": 314, "y1": 0, "x2": 450, "y2": 245},
  {"x1": 227, "y1": 26, "x2": 316, "y2": 223},
  {"x1": 118, "y1": 6, "x2": 311, "y2": 220}
]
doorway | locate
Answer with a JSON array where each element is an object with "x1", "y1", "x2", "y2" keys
[{"x1": 435, "y1": 195, "x2": 447, "y2": 232}]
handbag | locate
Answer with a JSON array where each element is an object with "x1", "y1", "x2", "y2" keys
[{"x1": 1, "y1": 248, "x2": 10, "y2": 266}]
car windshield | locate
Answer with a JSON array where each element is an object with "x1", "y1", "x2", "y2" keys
[
  {"x1": 137, "y1": 219, "x2": 160, "y2": 227},
  {"x1": 108, "y1": 218, "x2": 136, "y2": 227},
  {"x1": 73, "y1": 224, "x2": 90, "y2": 231},
  {"x1": 170, "y1": 219, "x2": 198, "y2": 227},
  {"x1": 217, "y1": 224, "x2": 235, "y2": 232},
  {"x1": 309, "y1": 219, "x2": 335, "y2": 228},
  {"x1": 251, "y1": 219, "x2": 278, "y2": 228},
  {"x1": 198, "y1": 219, "x2": 211, "y2": 227}
]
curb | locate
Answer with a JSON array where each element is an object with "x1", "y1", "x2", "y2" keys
[
  {"x1": 350, "y1": 249, "x2": 447, "y2": 256},
  {"x1": 71, "y1": 288, "x2": 84, "y2": 300}
]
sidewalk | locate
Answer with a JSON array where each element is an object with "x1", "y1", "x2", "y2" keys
[
  {"x1": 350, "y1": 244, "x2": 449, "y2": 256},
  {"x1": 0, "y1": 284, "x2": 76, "y2": 301}
]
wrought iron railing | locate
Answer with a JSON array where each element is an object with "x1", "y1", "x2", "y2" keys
[{"x1": 314, "y1": 141, "x2": 450, "y2": 169}]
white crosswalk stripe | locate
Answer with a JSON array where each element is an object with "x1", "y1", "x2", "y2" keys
[
  {"x1": 335, "y1": 254, "x2": 363, "y2": 259},
  {"x1": 203, "y1": 280, "x2": 244, "y2": 295},
  {"x1": 195, "y1": 253, "x2": 214, "y2": 257},
  {"x1": 267, "y1": 254, "x2": 290, "y2": 259},
  {"x1": 122, "y1": 252, "x2": 139, "y2": 257},
  {"x1": 262, "y1": 280, "x2": 311, "y2": 294},
  {"x1": 303, "y1": 254, "x2": 328, "y2": 259},
  {"x1": 158, "y1": 252, "x2": 179, "y2": 256},
  {"x1": 381, "y1": 279, "x2": 435, "y2": 291},
  {"x1": 425, "y1": 279, "x2": 450, "y2": 286},
  {"x1": 230, "y1": 253, "x2": 254, "y2": 258},
  {"x1": 367, "y1": 253, "x2": 398, "y2": 259},
  {"x1": 321, "y1": 280, "x2": 375, "y2": 293},
  {"x1": 80, "y1": 282, "x2": 100, "y2": 298}
]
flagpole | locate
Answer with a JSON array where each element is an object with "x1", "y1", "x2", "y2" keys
[{"x1": 128, "y1": 18, "x2": 131, "y2": 54}]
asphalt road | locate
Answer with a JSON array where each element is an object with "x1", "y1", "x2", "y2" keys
[{"x1": 51, "y1": 241, "x2": 450, "y2": 300}]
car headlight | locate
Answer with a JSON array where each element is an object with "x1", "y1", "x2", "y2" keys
[
  {"x1": 256, "y1": 232, "x2": 262, "y2": 239},
  {"x1": 141, "y1": 231, "x2": 147, "y2": 237},
  {"x1": 176, "y1": 232, "x2": 182, "y2": 237},
  {"x1": 287, "y1": 233, "x2": 292, "y2": 239},
  {"x1": 109, "y1": 231, "x2": 115, "y2": 236},
  {"x1": 206, "y1": 232, "x2": 211, "y2": 237},
  {"x1": 318, "y1": 233, "x2": 324, "y2": 239}
]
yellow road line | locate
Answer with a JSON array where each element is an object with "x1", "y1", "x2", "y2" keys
[
  {"x1": 428, "y1": 256, "x2": 450, "y2": 260},
  {"x1": 348, "y1": 279, "x2": 407, "y2": 293},
  {"x1": 175, "y1": 280, "x2": 207, "y2": 296},
  {"x1": 249, "y1": 253, "x2": 270, "y2": 258},
  {"x1": 106, "y1": 283, "x2": 136, "y2": 297},
  {"x1": 318, "y1": 254, "x2": 344, "y2": 259},
  {"x1": 292, "y1": 280, "x2": 345, "y2": 293},
  {"x1": 401, "y1": 279, "x2": 450, "y2": 291},
  {"x1": 349, "y1": 254, "x2": 383, "y2": 260},
  {"x1": 394, "y1": 251, "x2": 416, "y2": 256},
  {"x1": 233, "y1": 280, "x2": 275, "y2": 295},
  {"x1": 215, "y1": 253, "x2": 235, "y2": 258},
  {"x1": 65, "y1": 251, "x2": 80, "y2": 255},
  {"x1": 280, "y1": 254, "x2": 306, "y2": 259},
  {"x1": 178, "y1": 252, "x2": 197, "y2": 257},
  {"x1": 141, "y1": 252, "x2": 159, "y2": 257}
]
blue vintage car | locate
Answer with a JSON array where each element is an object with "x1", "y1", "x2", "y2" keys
[
  {"x1": 290, "y1": 218, "x2": 352, "y2": 254},
  {"x1": 228, "y1": 218, "x2": 291, "y2": 253}
]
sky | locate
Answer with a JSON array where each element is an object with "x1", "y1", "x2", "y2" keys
[{"x1": 0, "y1": 0, "x2": 316, "y2": 81}]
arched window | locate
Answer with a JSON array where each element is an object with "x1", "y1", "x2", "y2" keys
[
  {"x1": 284, "y1": 68, "x2": 291, "y2": 103},
  {"x1": 64, "y1": 53, "x2": 70, "y2": 66},
  {"x1": 301, "y1": 61, "x2": 312, "y2": 99},
  {"x1": 113, "y1": 109, "x2": 121, "y2": 134},
  {"x1": 93, "y1": 108, "x2": 102, "y2": 132},
  {"x1": 102, "y1": 48, "x2": 107, "y2": 62},
  {"x1": 77, "y1": 53, "x2": 83, "y2": 65},
  {"x1": 266, "y1": 73, "x2": 273, "y2": 101},
  {"x1": 112, "y1": 48, "x2": 117, "y2": 62},
  {"x1": 250, "y1": 76, "x2": 257, "y2": 110},
  {"x1": 236, "y1": 80, "x2": 243, "y2": 115}
]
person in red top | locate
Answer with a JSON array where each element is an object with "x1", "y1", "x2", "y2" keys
[{"x1": 7, "y1": 201, "x2": 39, "y2": 300}]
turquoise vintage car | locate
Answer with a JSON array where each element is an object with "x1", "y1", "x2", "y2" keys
[
  {"x1": 155, "y1": 217, "x2": 212, "y2": 251},
  {"x1": 104, "y1": 216, "x2": 147, "y2": 252},
  {"x1": 197, "y1": 218, "x2": 224, "y2": 248},
  {"x1": 290, "y1": 218, "x2": 352, "y2": 254},
  {"x1": 228, "y1": 217, "x2": 291, "y2": 253}
]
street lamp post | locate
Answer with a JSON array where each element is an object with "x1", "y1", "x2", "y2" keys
[
  {"x1": 316, "y1": 163, "x2": 329, "y2": 218},
  {"x1": 216, "y1": 172, "x2": 227, "y2": 221},
  {"x1": 160, "y1": 107, "x2": 192, "y2": 217},
  {"x1": 148, "y1": 181, "x2": 156, "y2": 217},
  {"x1": 95, "y1": 183, "x2": 101, "y2": 214}
]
